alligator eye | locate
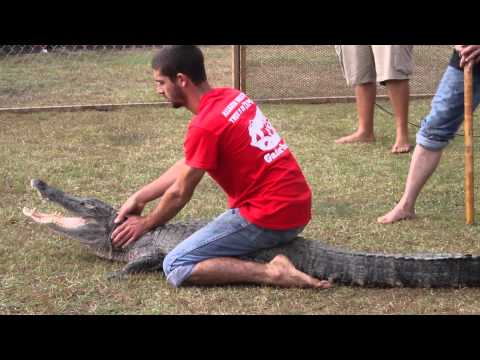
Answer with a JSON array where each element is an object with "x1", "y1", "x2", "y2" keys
[{"x1": 81, "y1": 202, "x2": 96, "y2": 210}]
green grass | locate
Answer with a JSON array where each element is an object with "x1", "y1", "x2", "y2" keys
[{"x1": 2, "y1": 99, "x2": 480, "y2": 314}]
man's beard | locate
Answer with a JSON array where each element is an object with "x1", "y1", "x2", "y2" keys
[{"x1": 170, "y1": 85, "x2": 187, "y2": 109}]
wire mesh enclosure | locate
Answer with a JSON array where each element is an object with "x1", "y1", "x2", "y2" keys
[
  {"x1": 242, "y1": 45, "x2": 453, "y2": 101},
  {"x1": 0, "y1": 45, "x2": 453, "y2": 111}
]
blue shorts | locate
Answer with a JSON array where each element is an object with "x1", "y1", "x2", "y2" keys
[
  {"x1": 162, "y1": 208, "x2": 305, "y2": 287},
  {"x1": 416, "y1": 65, "x2": 480, "y2": 151}
]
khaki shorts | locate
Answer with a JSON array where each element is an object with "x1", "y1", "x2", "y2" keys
[{"x1": 335, "y1": 45, "x2": 414, "y2": 86}]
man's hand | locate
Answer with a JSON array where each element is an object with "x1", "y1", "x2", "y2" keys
[
  {"x1": 111, "y1": 215, "x2": 149, "y2": 248},
  {"x1": 111, "y1": 163, "x2": 205, "y2": 249},
  {"x1": 114, "y1": 195, "x2": 145, "y2": 224},
  {"x1": 455, "y1": 45, "x2": 480, "y2": 67}
]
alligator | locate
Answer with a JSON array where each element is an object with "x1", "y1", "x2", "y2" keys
[{"x1": 22, "y1": 179, "x2": 480, "y2": 288}]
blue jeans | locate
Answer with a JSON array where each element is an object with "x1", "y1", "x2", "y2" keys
[
  {"x1": 162, "y1": 208, "x2": 305, "y2": 287},
  {"x1": 416, "y1": 65, "x2": 480, "y2": 151}
]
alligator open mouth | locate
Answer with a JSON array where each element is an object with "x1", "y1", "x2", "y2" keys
[
  {"x1": 23, "y1": 179, "x2": 92, "y2": 230},
  {"x1": 23, "y1": 207, "x2": 89, "y2": 229}
]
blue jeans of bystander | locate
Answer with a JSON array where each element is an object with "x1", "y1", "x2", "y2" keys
[{"x1": 416, "y1": 65, "x2": 480, "y2": 151}]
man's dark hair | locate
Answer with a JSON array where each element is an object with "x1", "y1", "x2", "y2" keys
[{"x1": 151, "y1": 45, "x2": 207, "y2": 85}]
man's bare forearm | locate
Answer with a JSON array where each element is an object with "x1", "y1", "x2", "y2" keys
[
  {"x1": 142, "y1": 163, "x2": 206, "y2": 231},
  {"x1": 133, "y1": 158, "x2": 186, "y2": 204},
  {"x1": 143, "y1": 183, "x2": 193, "y2": 230}
]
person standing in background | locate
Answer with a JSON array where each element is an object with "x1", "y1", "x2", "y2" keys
[
  {"x1": 335, "y1": 45, "x2": 414, "y2": 154},
  {"x1": 378, "y1": 45, "x2": 480, "y2": 224}
]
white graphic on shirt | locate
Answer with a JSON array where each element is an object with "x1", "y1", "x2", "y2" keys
[{"x1": 248, "y1": 108, "x2": 282, "y2": 151}]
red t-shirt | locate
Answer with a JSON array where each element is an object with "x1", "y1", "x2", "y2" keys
[{"x1": 184, "y1": 88, "x2": 311, "y2": 230}]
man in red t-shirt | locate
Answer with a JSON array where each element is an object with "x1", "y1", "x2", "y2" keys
[{"x1": 111, "y1": 45, "x2": 331, "y2": 289}]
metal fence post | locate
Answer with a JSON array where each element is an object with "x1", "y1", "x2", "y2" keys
[
  {"x1": 232, "y1": 45, "x2": 241, "y2": 90},
  {"x1": 240, "y1": 45, "x2": 246, "y2": 93}
]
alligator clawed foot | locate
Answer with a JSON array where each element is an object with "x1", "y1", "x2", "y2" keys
[{"x1": 106, "y1": 270, "x2": 129, "y2": 281}]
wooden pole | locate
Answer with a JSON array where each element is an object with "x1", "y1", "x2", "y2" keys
[
  {"x1": 232, "y1": 45, "x2": 241, "y2": 90},
  {"x1": 464, "y1": 62, "x2": 474, "y2": 224}
]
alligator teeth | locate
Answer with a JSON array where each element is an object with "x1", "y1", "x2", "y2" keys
[{"x1": 22, "y1": 207, "x2": 33, "y2": 217}]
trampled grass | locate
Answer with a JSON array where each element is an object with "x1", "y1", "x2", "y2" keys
[{"x1": 1, "y1": 99, "x2": 480, "y2": 314}]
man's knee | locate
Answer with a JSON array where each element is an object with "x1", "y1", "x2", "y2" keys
[
  {"x1": 415, "y1": 104, "x2": 463, "y2": 152},
  {"x1": 416, "y1": 131, "x2": 450, "y2": 152},
  {"x1": 163, "y1": 252, "x2": 196, "y2": 288},
  {"x1": 162, "y1": 252, "x2": 176, "y2": 277}
]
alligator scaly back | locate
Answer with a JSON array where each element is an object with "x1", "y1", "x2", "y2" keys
[{"x1": 24, "y1": 179, "x2": 480, "y2": 288}]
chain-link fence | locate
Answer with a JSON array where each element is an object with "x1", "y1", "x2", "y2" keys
[
  {"x1": 0, "y1": 45, "x2": 233, "y2": 111},
  {"x1": 0, "y1": 45, "x2": 453, "y2": 112},
  {"x1": 243, "y1": 45, "x2": 452, "y2": 101}
]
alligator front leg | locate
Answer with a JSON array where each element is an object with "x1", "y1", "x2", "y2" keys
[{"x1": 107, "y1": 256, "x2": 165, "y2": 280}]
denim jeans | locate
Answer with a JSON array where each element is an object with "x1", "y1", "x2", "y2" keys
[
  {"x1": 162, "y1": 208, "x2": 304, "y2": 287},
  {"x1": 416, "y1": 65, "x2": 480, "y2": 151}
]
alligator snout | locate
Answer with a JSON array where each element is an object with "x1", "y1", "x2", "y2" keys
[
  {"x1": 31, "y1": 179, "x2": 46, "y2": 190},
  {"x1": 30, "y1": 179, "x2": 51, "y2": 201}
]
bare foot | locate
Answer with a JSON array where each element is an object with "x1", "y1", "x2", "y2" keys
[
  {"x1": 335, "y1": 131, "x2": 375, "y2": 144},
  {"x1": 391, "y1": 142, "x2": 413, "y2": 154},
  {"x1": 377, "y1": 204, "x2": 416, "y2": 224},
  {"x1": 267, "y1": 255, "x2": 332, "y2": 289}
]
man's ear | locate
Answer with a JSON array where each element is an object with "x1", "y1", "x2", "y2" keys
[{"x1": 176, "y1": 73, "x2": 189, "y2": 88}]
